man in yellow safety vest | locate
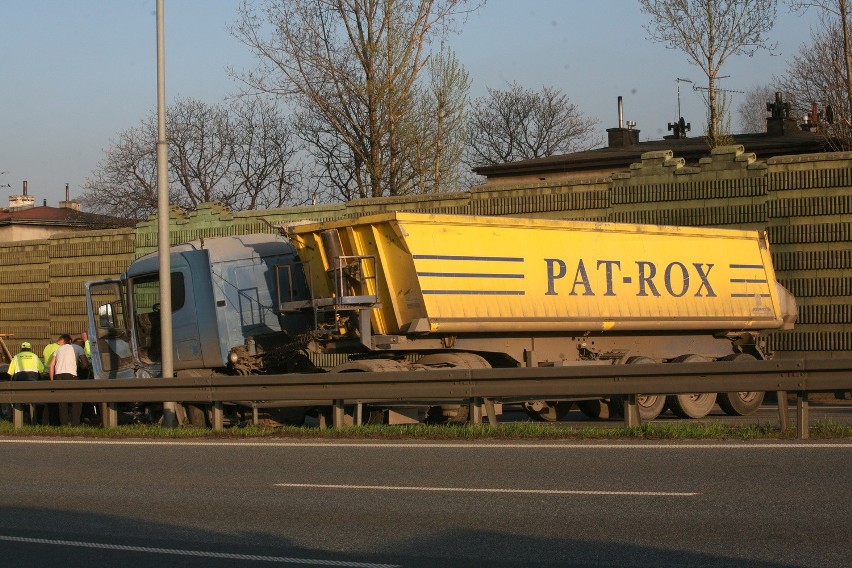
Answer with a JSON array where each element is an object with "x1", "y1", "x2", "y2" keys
[{"x1": 7, "y1": 341, "x2": 46, "y2": 424}]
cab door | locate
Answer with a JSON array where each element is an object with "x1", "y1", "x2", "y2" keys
[{"x1": 85, "y1": 279, "x2": 137, "y2": 380}]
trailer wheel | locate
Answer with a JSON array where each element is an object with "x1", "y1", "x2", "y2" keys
[
  {"x1": 716, "y1": 353, "x2": 764, "y2": 416},
  {"x1": 523, "y1": 401, "x2": 573, "y2": 422},
  {"x1": 627, "y1": 356, "x2": 667, "y2": 420},
  {"x1": 417, "y1": 353, "x2": 490, "y2": 424},
  {"x1": 666, "y1": 354, "x2": 716, "y2": 419},
  {"x1": 634, "y1": 395, "x2": 666, "y2": 420}
]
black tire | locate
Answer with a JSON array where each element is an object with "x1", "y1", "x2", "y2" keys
[
  {"x1": 607, "y1": 398, "x2": 624, "y2": 419},
  {"x1": 578, "y1": 400, "x2": 605, "y2": 419},
  {"x1": 716, "y1": 353, "x2": 765, "y2": 416},
  {"x1": 666, "y1": 354, "x2": 717, "y2": 419},
  {"x1": 266, "y1": 407, "x2": 308, "y2": 426},
  {"x1": 416, "y1": 353, "x2": 490, "y2": 424},
  {"x1": 523, "y1": 401, "x2": 573, "y2": 422},
  {"x1": 184, "y1": 403, "x2": 210, "y2": 428},
  {"x1": 322, "y1": 359, "x2": 408, "y2": 427}
]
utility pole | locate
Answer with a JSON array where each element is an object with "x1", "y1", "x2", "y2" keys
[{"x1": 156, "y1": 0, "x2": 177, "y2": 427}]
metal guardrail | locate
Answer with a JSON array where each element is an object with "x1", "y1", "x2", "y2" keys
[{"x1": 2, "y1": 358, "x2": 851, "y2": 439}]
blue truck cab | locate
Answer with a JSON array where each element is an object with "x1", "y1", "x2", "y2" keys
[{"x1": 85, "y1": 233, "x2": 311, "y2": 380}]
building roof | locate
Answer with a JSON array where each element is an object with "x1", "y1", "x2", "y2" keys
[
  {"x1": 473, "y1": 130, "x2": 828, "y2": 180},
  {"x1": 0, "y1": 205, "x2": 135, "y2": 229}
]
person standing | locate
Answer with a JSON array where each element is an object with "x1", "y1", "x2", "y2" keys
[
  {"x1": 43, "y1": 339, "x2": 60, "y2": 368},
  {"x1": 48, "y1": 334, "x2": 82, "y2": 426},
  {"x1": 81, "y1": 330, "x2": 92, "y2": 363},
  {"x1": 72, "y1": 338, "x2": 90, "y2": 380},
  {"x1": 7, "y1": 341, "x2": 46, "y2": 424}
]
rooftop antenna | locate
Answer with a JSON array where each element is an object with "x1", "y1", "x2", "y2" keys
[
  {"x1": 676, "y1": 78, "x2": 692, "y2": 119},
  {"x1": 692, "y1": 75, "x2": 744, "y2": 97}
]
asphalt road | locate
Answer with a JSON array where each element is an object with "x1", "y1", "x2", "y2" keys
[{"x1": 0, "y1": 438, "x2": 849, "y2": 567}]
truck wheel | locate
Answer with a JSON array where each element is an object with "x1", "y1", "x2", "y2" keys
[
  {"x1": 523, "y1": 401, "x2": 572, "y2": 422},
  {"x1": 716, "y1": 353, "x2": 764, "y2": 416},
  {"x1": 266, "y1": 407, "x2": 308, "y2": 426},
  {"x1": 578, "y1": 399, "x2": 626, "y2": 420},
  {"x1": 577, "y1": 400, "x2": 605, "y2": 419},
  {"x1": 666, "y1": 354, "x2": 716, "y2": 419},
  {"x1": 417, "y1": 353, "x2": 490, "y2": 424},
  {"x1": 627, "y1": 356, "x2": 666, "y2": 420},
  {"x1": 321, "y1": 359, "x2": 408, "y2": 426},
  {"x1": 183, "y1": 403, "x2": 210, "y2": 428}
]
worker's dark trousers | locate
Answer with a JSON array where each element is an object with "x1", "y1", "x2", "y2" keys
[{"x1": 54, "y1": 373, "x2": 81, "y2": 426}]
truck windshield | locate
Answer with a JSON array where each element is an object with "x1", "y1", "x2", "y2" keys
[{"x1": 129, "y1": 272, "x2": 185, "y2": 364}]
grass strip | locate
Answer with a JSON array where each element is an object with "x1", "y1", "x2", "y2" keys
[{"x1": 0, "y1": 420, "x2": 850, "y2": 440}]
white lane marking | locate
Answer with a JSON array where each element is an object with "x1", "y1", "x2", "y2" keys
[
  {"x1": 0, "y1": 438, "x2": 849, "y2": 449},
  {"x1": 0, "y1": 535, "x2": 398, "y2": 567},
  {"x1": 275, "y1": 483, "x2": 698, "y2": 497}
]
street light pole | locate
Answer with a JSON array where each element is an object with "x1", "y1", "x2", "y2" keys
[{"x1": 156, "y1": 0, "x2": 177, "y2": 427}]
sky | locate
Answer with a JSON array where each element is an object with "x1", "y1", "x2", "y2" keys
[{"x1": 0, "y1": 0, "x2": 821, "y2": 207}]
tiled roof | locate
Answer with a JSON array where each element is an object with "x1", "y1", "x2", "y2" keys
[
  {"x1": 473, "y1": 131, "x2": 828, "y2": 178},
  {"x1": 0, "y1": 205, "x2": 134, "y2": 228}
]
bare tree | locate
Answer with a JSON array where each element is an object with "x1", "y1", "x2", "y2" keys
[
  {"x1": 167, "y1": 97, "x2": 234, "y2": 209},
  {"x1": 230, "y1": 97, "x2": 306, "y2": 210},
  {"x1": 737, "y1": 83, "x2": 780, "y2": 133},
  {"x1": 81, "y1": 116, "x2": 162, "y2": 220},
  {"x1": 777, "y1": 24, "x2": 841, "y2": 118},
  {"x1": 233, "y1": 0, "x2": 481, "y2": 198},
  {"x1": 82, "y1": 97, "x2": 303, "y2": 219},
  {"x1": 466, "y1": 82, "x2": 600, "y2": 167},
  {"x1": 786, "y1": 1, "x2": 852, "y2": 143},
  {"x1": 640, "y1": 0, "x2": 778, "y2": 143},
  {"x1": 294, "y1": 105, "x2": 368, "y2": 203}
]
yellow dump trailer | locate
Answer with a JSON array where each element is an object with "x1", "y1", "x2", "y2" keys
[
  {"x1": 284, "y1": 213, "x2": 797, "y2": 420},
  {"x1": 288, "y1": 212, "x2": 795, "y2": 335}
]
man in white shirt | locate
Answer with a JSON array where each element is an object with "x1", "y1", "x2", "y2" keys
[{"x1": 49, "y1": 334, "x2": 82, "y2": 425}]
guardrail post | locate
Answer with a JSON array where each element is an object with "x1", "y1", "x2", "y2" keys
[
  {"x1": 776, "y1": 390, "x2": 789, "y2": 430},
  {"x1": 107, "y1": 403, "x2": 119, "y2": 428},
  {"x1": 796, "y1": 392, "x2": 809, "y2": 440},
  {"x1": 623, "y1": 394, "x2": 641, "y2": 428},
  {"x1": 355, "y1": 403, "x2": 363, "y2": 426},
  {"x1": 13, "y1": 403, "x2": 24, "y2": 429},
  {"x1": 471, "y1": 398, "x2": 483, "y2": 424},
  {"x1": 212, "y1": 402, "x2": 224, "y2": 431},
  {"x1": 332, "y1": 400, "x2": 345, "y2": 428},
  {"x1": 483, "y1": 398, "x2": 497, "y2": 424}
]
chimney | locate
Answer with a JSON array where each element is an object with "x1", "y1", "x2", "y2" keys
[
  {"x1": 59, "y1": 183, "x2": 81, "y2": 211},
  {"x1": 766, "y1": 91, "x2": 799, "y2": 136},
  {"x1": 8, "y1": 180, "x2": 36, "y2": 210},
  {"x1": 801, "y1": 102, "x2": 821, "y2": 132},
  {"x1": 606, "y1": 96, "x2": 640, "y2": 147}
]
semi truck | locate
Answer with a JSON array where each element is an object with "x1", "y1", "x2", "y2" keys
[{"x1": 84, "y1": 212, "x2": 797, "y2": 425}]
